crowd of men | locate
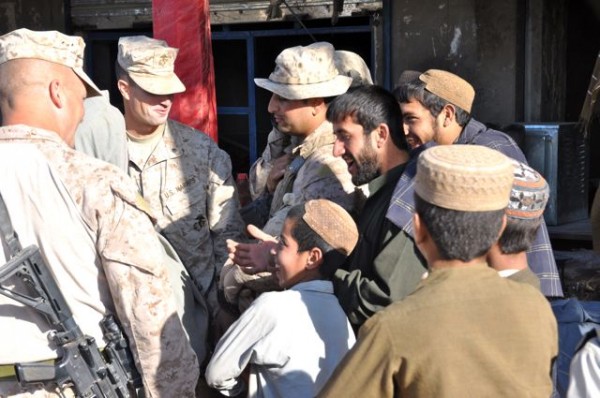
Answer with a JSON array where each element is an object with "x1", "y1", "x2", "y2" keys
[{"x1": 0, "y1": 27, "x2": 596, "y2": 398}]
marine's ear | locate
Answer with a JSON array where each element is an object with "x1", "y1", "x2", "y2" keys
[
  {"x1": 117, "y1": 78, "x2": 131, "y2": 101},
  {"x1": 48, "y1": 79, "x2": 66, "y2": 109}
]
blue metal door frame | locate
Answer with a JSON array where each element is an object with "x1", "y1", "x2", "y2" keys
[{"x1": 80, "y1": 16, "x2": 390, "y2": 169}]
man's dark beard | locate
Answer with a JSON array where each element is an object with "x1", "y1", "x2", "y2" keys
[{"x1": 351, "y1": 145, "x2": 379, "y2": 185}]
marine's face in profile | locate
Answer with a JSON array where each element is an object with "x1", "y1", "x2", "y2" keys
[
  {"x1": 267, "y1": 94, "x2": 316, "y2": 137},
  {"x1": 121, "y1": 77, "x2": 174, "y2": 132}
]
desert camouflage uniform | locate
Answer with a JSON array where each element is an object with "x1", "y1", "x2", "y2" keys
[
  {"x1": 262, "y1": 120, "x2": 355, "y2": 236},
  {"x1": 248, "y1": 128, "x2": 300, "y2": 200},
  {"x1": 75, "y1": 92, "x2": 128, "y2": 173},
  {"x1": 220, "y1": 121, "x2": 356, "y2": 309},
  {"x1": 128, "y1": 119, "x2": 245, "y2": 316},
  {"x1": 0, "y1": 125, "x2": 198, "y2": 397}
]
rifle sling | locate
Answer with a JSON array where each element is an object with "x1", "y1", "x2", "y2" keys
[{"x1": 0, "y1": 191, "x2": 21, "y2": 259}]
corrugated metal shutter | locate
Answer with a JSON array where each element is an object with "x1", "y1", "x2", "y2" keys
[
  {"x1": 71, "y1": 0, "x2": 381, "y2": 29},
  {"x1": 71, "y1": 0, "x2": 153, "y2": 29}
]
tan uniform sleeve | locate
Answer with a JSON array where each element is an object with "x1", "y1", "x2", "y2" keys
[
  {"x1": 207, "y1": 146, "x2": 247, "y2": 276},
  {"x1": 99, "y1": 190, "x2": 199, "y2": 397},
  {"x1": 263, "y1": 145, "x2": 355, "y2": 236},
  {"x1": 249, "y1": 128, "x2": 291, "y2": 199}
]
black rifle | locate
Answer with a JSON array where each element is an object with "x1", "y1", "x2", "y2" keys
[{"x1": 0, "y1": 193, "x2": 141, "y2": 397}]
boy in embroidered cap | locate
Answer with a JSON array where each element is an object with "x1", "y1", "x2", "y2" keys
[
  {"x1": 0, "y1": 28, "x2": 199, "y2": 397},
  {"x1": 207, "y1": 199, "x2": 356, "y2": 398},
  {"x1": 488, "y1": 160, "x2": 550, "y2": 289},
  {"x1": 389, "y1": 67, "x2": 562, "y2": 298},
  {"x1": 115, "y1": 35, "x2": 246, "y2": 333},
  {"x1": 320, "y1": 144, "x2": 558, "y2": 398}
]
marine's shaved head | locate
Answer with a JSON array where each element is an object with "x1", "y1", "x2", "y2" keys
[{"x1": 0, "y1": 58, "x2": 86, "y2": 146}]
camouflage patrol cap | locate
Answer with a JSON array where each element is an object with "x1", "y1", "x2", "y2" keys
[
  {"x1": 334, "y1": 50, "x2": 373, "y2": 88},
  {"x1": 117, "y1": 35, "x2": 185, "y2": 95},
  {"x1": 419, "y1": 69, "x2": 475, "y2": 113},
  {"x1": 0, "y1": 28, "x2": 101, "y2": 97},
  {"x1": 254, "y1": 42, "x2": 352, "y2": 100}
]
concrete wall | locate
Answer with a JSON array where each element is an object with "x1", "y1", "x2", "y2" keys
[
  {"x1": 389, "y1": 0, "x2": 591, "y2": 126},
  {"x1": 0, "y1": 0, "x2": 65, "y2": 33},
  {"x1": 390, "y1": 0, "x2": 523, "y2": 126}
]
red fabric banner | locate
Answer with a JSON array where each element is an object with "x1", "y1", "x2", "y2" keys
[{"x1": 152, "y1": 0, "x2": 218, "y2": 142}]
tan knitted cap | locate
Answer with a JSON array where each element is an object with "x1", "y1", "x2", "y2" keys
[
  {"x1": 118, "y1": 35, "x2": 185, "y2": 95},
  {"x1": 0, "y1": 28, "x2": 101, "y2": 97},
  {"x1": 302, "y1": 199, "x2": 358, "y2": 256},
  {"x1": 415, "y1": 145, "x2": 514, "y2": 211},
  {"x1": 419, "y1": 69, "x2": 475, "y2": 113}
]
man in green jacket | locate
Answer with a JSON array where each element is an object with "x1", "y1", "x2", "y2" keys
[{"x1": 326, "y1": 85, "x2": 427, "y2": 330}]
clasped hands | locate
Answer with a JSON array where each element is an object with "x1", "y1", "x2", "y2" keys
[{"x1": 227, "y1": 225, "x2": 278, "y2": 275}]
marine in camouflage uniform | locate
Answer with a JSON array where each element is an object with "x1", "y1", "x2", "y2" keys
[
  {"x1": 248, "y1": 50, "x2": 373, "y2": 201},
  {"x1": 248, "y1": 127, "x2": 297, "y2": 200},
  {"x1": 116, "y1": 36, "x2": 245, "y2": 317},
  {"x1": 74, "y1": 93, "x2": 210, "y2": 368},
  {"x1": 128, "y1": 119, "x2": 244, "y2": 311},
  {"x1": 0, "y1": 29, "x2": 198, "y2": 397},
  {"x1": 262, "y1": 120, "x2": 355, "y2": 236},
  {"x1": 222, "y1": 42, "x2": 356, "y2": 311}
]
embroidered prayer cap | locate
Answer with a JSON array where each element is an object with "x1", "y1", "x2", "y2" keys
[
  {"x1": 334, "y1": 50, "x2": 373, "y2": 88},
  {"x1": 419, "y1": 69, "x2": 475, "y2": 113},
  {"x1": 507, "y1": 160, "x2": 549, "y2": 220},
  {"x1": 0, "y1": 28, "x2": 101, "y2": 97},
  {"x1": 302, "y1": 199, "x2": 358, "y2": 256},
  {"x1": 415, "y1": 145, "x2": 514, "y2": 212},
  {"x1": 117, "y1": 35, "x2": 185, "y2": 95},
  {"x1": 254, "y1": 42, "x2": 352, "y2": 100}
]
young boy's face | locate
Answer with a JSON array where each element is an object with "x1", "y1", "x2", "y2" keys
[{"x1": 273, "y1": 217, "x2": 311, "y2": 289}]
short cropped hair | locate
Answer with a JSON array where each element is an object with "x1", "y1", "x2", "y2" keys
[
  {"x1": 498, "y1": 217, "x2": 543, "y2": 255},
  {"x1": 326, "y1": 85, "x2": 409, "y2": 151},
  {"x1": 115, "y1": 60, "x2": 128, "y2": 81},
  {"x1": 415, "y1": 194, "x2": 505, "y2": 262},
  {"x1": 286, "y1": 204, "x2": 345, "y2": 278},
  {"x1": 395, "y1": 79, "x2": 471, "y2": 126}
]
